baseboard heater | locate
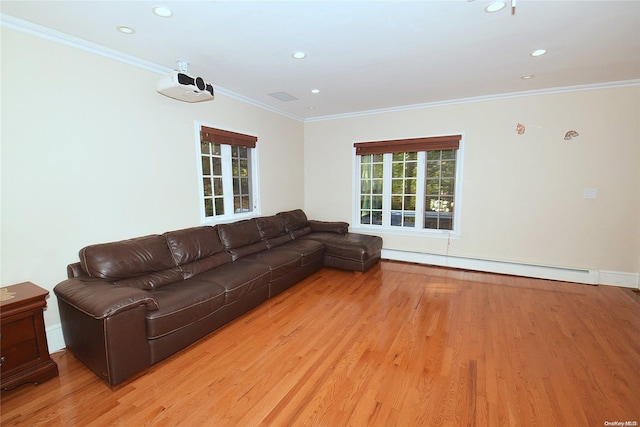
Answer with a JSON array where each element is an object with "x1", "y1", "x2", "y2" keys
[{"x1": 381, "y1": 248, "x2": 627, "y2": 287}]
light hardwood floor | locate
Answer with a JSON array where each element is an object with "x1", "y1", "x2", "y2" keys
[{"x1": 2, "y1": 261, "x2": 639, "y2": 426}]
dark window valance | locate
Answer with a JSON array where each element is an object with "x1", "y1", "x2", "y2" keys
[
  {"x1": 200, "y1": 126, "x2": 257, "y2": 148},
  {"x1": 354, "y1": 134, "x2": 461, "y2": 155}
]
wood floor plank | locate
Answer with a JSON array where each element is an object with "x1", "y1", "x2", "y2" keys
[{"x1": 2, "y1": 261, "x2": 639, "y2": 426}]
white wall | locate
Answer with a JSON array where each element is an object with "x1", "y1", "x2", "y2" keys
[
  {"x1": 0, "y1": 28, "x2": 305, "y2": 342},
  {"x1": 304, "y1": 87, "x2": 640, "y2": 282}
]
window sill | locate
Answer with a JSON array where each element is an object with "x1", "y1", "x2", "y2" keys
[
  {"x1": 351, "y1": 224, "x2": 460, "y2": 239},
  {"x1": 202, "y1": 210, "x2": 262, "y2": 226}
]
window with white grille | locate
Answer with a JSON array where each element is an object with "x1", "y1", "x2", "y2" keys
[
  {"x1": 198, "y1": 125, "x2": 259, "y2": 223},
  {"x1": 354, "y1": 135, "x2": 463, "y2": 234}
]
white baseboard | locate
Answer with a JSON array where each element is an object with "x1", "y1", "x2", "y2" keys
[
  {"x1": 381, "y1": 249, "x2": 639, "y2": 289},
  {"x1": 46, "y1": 323, "x2": 66, "y2": 353},
  {"x1": 595, "y1": 270, "x2": 640, "y2": 289}
]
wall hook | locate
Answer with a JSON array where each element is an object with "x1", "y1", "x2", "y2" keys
[{"x1": 564, "y1": 130, "x2": 579, "y2": 140}]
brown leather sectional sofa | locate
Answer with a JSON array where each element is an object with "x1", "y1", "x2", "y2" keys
[{"x1": 53, "y1": 209, "x2": 382, "y2": 387}]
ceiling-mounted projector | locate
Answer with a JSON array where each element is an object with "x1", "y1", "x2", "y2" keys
[{"x1": 156, "y1": 71, "x2": 214, "y2": 103}]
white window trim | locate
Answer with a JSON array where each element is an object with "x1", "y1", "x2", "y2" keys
[
  {"x1": 351, "y1": 133, "x2": 465, "y2": 238},
  {"x1": 195, "y1": 121, "x2": 261, "y2": 225}
]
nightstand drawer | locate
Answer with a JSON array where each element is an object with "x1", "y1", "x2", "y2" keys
[
  {"x1": 1, "y1": 313, "x2": 42, "y2": 379},
  {"x1": 1, "y1": 338, "x2": 40, "y2": 375},
  {"x1": 1, "y1": 316, "x2": 37, "y2": 347}
]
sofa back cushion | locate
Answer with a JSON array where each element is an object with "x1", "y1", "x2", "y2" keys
[
  {"x1": 79, "y1": 235, "x2": 182, "y2": 290},
  {"x1": 163, "y1": 226, "x2": 232, "y2": 278},
  {"x1": 217, "y1": 219, "x2": 268, "y2": 260},
  {"x1": 255, "y1": 215, "x2": 291, "y2": 248},
  {"x1": 277, "y1": 209, "x2": 312, "y2": 238}
]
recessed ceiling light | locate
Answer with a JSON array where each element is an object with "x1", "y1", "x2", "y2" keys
[
  {"x1": 530, "y1": 49, "x2": 547, "y2": 57},
  {"x1": 484, "y1": 1, "x2": 506, "y2": 12},
  {"x1": 310, "y1": 89, "x2": 320, "y2": 94},
  {"x1": 116, "y1": 25, "x2": 135, "y2": 34},
  {"x1": 521, "y1": 74, "x2": 534, "y2": 79},
  {"x1": 153, "y1": 6, "x2": 173, "y2": 17},
  {"x1": 292, "y1": 51, "x2": 306, "y2": 59}
]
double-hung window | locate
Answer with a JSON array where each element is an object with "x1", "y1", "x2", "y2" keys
[
  {"x1": 354, "y1": 134, "x2": 463, "y2": 234},
  {"x1": 198, "y1": 125, "x2": 259, "y2": 223}
]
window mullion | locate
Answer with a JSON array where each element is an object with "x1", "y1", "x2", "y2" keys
[
  {"x1": 382, "y1": 153, "x2": 393, "y2": 227},
  {"x1": 220, "y1": 144, "x2": 234, "y2": 215},
  {"x1": 246, "y1": 153, "x2": 255, "y2": 211},
  {"x1": 354, "y1": 155, "x2": 364, "y2": 225},
  {"x1": 415, "y1": 151, "x2": 426, "y2": 229}
]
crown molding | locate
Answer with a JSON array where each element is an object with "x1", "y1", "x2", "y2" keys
[
  {"x1": 1, "y1": 13, "x2": 171, "y2": 74},
  {"x1": 1, "y1": 13, "x2": 305, "y2": 122},
  {"x1": 304, "y1": 79, "x2": 640, "y2": 123}
]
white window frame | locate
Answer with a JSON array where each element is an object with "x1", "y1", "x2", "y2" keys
[
  {"x1": 352, "y1": 134, "x2": 464, "y2": 238},
  {"x1": 195, "y1": 121, "x2": 261, "y2": 224}
]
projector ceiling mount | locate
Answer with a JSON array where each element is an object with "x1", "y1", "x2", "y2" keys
[{"x1": 156, "y1": 59, "x2": 215, "y2": 103}]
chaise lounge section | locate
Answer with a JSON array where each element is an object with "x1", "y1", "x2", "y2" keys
[{"x1": 54, "y1": 210, "x2": 382, "y2": 387}]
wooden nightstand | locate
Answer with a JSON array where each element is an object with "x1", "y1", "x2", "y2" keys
[{"x1": 1, "y1": 282, "x2": 58, "y2": 390}]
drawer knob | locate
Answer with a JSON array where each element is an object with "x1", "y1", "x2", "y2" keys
[{"x1": 0, "y1": 356, "x2": 5, "y2": 366}]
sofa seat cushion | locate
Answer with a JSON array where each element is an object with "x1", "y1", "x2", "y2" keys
[
  {"x1": 193, "y1": 259, "x2": 271, "y2": 305},
  {"x1": 146, "y1": 279, "x2": 226, "y2": 339},
  {"x1": 302, "y1": 232, "x2": 383, "y2": 262},
  {"x1": 280, "y1": 239, "x2": 326, "y2": 266},
  {"x1": 241, "y1": 248, "x2": 303, "y2": 281}
]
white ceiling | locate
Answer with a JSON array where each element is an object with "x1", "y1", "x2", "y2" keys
[{"x1": 2, "y1": 1, "x2": 639, "y2": 121}]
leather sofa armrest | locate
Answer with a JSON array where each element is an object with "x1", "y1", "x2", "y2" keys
[
  {"x1": 309, "y1": 220, "x2": 349, "y2": 234},
  {"x1": 54, "y1": 278, "x2": 158, "y2": 320}
]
